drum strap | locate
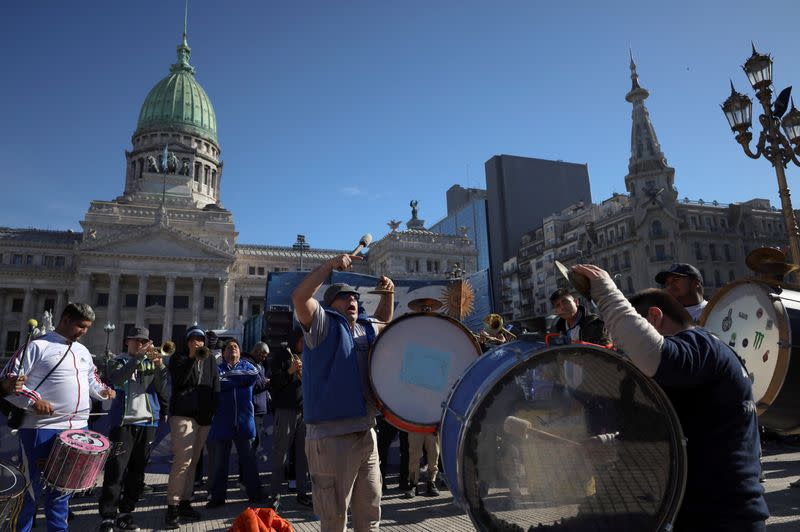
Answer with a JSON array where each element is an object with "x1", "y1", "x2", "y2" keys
[{"x1": 31, "y1": 343, "x2": 73, "y2": 393}]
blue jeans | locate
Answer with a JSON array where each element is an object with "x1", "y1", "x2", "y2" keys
[
  {"x1": 18, "y1": 428, "x2": 73, "y2": 532},
  {"x1": 208, "y1": 437, "x2": 261, "y2": 503}
]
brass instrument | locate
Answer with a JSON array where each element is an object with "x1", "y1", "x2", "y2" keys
[
  {"x1": 290, "y1": 352, "x2": 303, "y2": 380},
  {"x1": 143, "y1": 340, "x2": 176, "y2": 365}
]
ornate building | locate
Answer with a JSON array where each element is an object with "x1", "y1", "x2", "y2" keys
[
  {"x1": 501, "y1": 59, "x2": 789, "y2": 326},
  {"x1": 0, "y1": 31, "x2": 475, "y2": 356}
]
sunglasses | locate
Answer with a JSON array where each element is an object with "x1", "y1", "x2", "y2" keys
[{"x1": 336, "y1": 292, "x2": 360, "y2": 302}]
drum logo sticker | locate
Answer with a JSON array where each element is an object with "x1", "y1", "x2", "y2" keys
[
  {"x1": 722, "y1": 309, "x2": 733, "y2": 332},
  {"x1": 756, "y1": 308, "x2": 764, "y2": 319},
  {"x1": 728, "y1": 332, "x2": 737, "y2": 348},
  {"x1": 753, "y1": 331, "x2": 765, "y2": 350},
  {"x1": 763, "y1": 350, "x2": 769, "y2": 362},
  {"x1": 738, "y1": 312, "x2": 749, "y2": 320},
  {"x1": 400, "y1": 345, "x2": 453, "y2": 392},
  {"x1": 742, "y1": 338, "x2": 749, "y2": 348}
]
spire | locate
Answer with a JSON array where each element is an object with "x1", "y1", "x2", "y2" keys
[
  {"x1": 625, "y1": 55, "x2": 667, "y2": 174},
  {"x1": 171, "y1": 0, "x2": 195, "y2": 74}
]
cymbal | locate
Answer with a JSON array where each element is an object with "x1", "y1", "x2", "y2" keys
[
  {"x1": 408, "y1": 298, "x2": 443, "y2": 313},
  {"x1": 555, "y1": 260, "x2": 591, "y2": 300},
  {"x1": 745, "y1": 247, "x2": 797, "y2": 275}
]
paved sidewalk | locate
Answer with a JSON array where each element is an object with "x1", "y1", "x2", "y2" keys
[{"x1": 60, "y1": 440, "x2": 800, "y2": 531}]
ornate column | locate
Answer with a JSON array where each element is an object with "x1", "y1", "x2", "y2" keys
[
  {"x1": 191, "y1": 277, "x2": 203, "y2": 325},
  {"x1": 135, "y1": 275, "x2": 148, "y2": 327},
  {"x1": 20, "y1": 288, "x2": 33, "y2": 331},
  {"x1": 217, "y1": 277, "x2": 229, "y2": 329},
  {"x1": 164, "y1": 275, "x2": 176, "y2": 341},
  {"x1": 77, "y1": 273, "x2": 91, "y2": 303},
  {"x1": 107, "y1": 273, "x2": 120, "y2": 351}
]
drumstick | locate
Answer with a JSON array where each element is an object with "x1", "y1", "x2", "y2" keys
[
  {"x1": 503, "y1": 415, "x2": 582, "y2": 446},
  {"x1": 49, "y1": 412, "x2": 108, "y2": 416}
]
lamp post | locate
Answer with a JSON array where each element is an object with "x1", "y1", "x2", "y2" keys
[
  {"x1": 721, "y1": 44, "x2": 800, "y2": 264},
  {"x1": 293, "y1": 234, "x2": 310, "y2": 271},
  {"x1": 103, "y1": 321, "x2": 116, "y2": 356}
]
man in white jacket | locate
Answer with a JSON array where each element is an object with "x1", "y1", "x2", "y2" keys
[{"x1": 3, "y1": 303, "x2": 115, "y2": 532}]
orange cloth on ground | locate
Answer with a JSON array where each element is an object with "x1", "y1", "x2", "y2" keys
[{"x1": 228, "y1": 507, "x2": 295, "y2": 532}]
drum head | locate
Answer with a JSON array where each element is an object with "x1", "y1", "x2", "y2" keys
[
  {"x1": 370, "y1": 313, "x2": 481, "y2": 431},
  {"x1": 459, "y1": 345, "x2": 686, "y2": 532},
  {"x1": 700, "y1": 280, "x2": 790, "y2": 410},
  {"x1": 59, "y1": 430, "x2": 110, "y2": 452},
  {"x1": 0, "y1": 459, "x2": 25, "y2": 502}
]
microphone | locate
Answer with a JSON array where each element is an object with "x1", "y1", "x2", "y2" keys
[{"x1": 350, "y1": 233, "x2": 373, "y2": 256}]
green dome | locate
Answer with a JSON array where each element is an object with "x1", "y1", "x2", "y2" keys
[{"x1": 135, "y1": 36, "x2": 217, "y2": 143}]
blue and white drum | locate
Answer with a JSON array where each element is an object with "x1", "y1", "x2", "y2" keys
[{"x1": 440, "y1": 339, "x2": 687, "y2": 532}]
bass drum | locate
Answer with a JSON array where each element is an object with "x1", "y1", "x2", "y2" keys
[
  {"x1": 700, "y1": 279, "x2": 800, "y2": 433},
  {"x1": 369, "y1": 312, "x2": 481, "y2": 433},
  {"x1": 441, "y1": 339, "x2": 687, "y2": 532}
]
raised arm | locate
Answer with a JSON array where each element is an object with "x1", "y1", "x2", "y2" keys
[
  {"x1": 373, "y1": 276, "x2": 394, "y2": 324},
  {"x1": 292, "y1": 254, "x2": 363, "y2": 329}
]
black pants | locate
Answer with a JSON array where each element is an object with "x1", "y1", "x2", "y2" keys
[
  {"x1": 376, "y1": 417, "x2": 409, "y2": 490},
  {"x1": 99, "y1": 424, "x2": 156, "y2": 519}
]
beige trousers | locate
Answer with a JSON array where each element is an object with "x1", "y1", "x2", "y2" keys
[
  {"x1": 166, "y1": 416, "x2": 211, "y2": 505},
  {"x1": 305, "y1": 429, "x2": 381, "y2": 532},
  {"x1": 407, "y1": 432, "x2": 439, "y2": 485}
]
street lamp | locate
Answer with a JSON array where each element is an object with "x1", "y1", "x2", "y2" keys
[
  {"x1": 293, "y1": 234, "x2": 310, "y2": 271},
  {"x1": 721, "y1": 44, "x2": 800, "y2": 264},
  {"x1": 103, "y1": 321, "x2": 116, "y2": 356}
]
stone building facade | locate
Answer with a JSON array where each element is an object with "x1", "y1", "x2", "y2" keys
[
  {"x1": 0, "y1": 33, "x2": 465, "y2": 356},
  {"x1": 500, "y1": 59, "x2": 788, "y2": 326}
]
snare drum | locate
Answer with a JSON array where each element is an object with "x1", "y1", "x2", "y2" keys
[
  {"x1": 42, "y1": 429, "x2": 110, "y2": 492},
  {"x1": 369, "y1": 313, "x2": 481, "y2": 433},
  {"x1": 441, "y1": 340, "x2": 687, "y2": 532},
  {"x1": 700, "y1": 279, "x2": 800, "y2": 432},
  {"x1": 0, "y1": 459, "x2": 26, "y2": 530}
]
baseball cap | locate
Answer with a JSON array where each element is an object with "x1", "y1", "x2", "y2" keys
[
  {"x1": 323, "y1": 283, "x2": 359, "y2": 307},
  {"x1": 186, "y1": 325, "x2": 206, "y2": 340},
  {"x1": 549, "y1": 288, "x2": 572, "y2": 304},
  {"x1": 655, "y1": 263, "x2": 703, "y2": 285},
  {"x1": 126, "y1": 326, "x2": 150, "y2": 341}
]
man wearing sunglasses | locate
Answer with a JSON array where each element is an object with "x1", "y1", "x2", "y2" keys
[{"x1": 292, "y1": 253, "x2": 394, "y2": 532}]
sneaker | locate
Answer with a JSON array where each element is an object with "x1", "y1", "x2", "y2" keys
[
  {"x1": 115, "y1": 514, "x2": 140, "y2": 531},
  {"x1": 414, "y1": 484, "x2": 422, "y2": 496},
  {"x1": 402, "y1": 489, "x2": 414, "y2": 499},
  {"x1": 296, "y1": 493, "x2": 313, "y2": 508},
  {"x1": 205, "y1": 499, "x2": 225, "y2": 509},
  {"x1": 426, "y1": 481, "x2": 440, "y2": 497},
  {"x1": 99, "y1": 519, "x2": 114, "y2": 532},
  {"x1": 140, "y1": 484, "x2": 154, "y2": 494},
  {"x1": 178, "y1": 500, "x2": 201, "y2": 521},
  {"x1": 163, "y1": 506, "x2": 180, "y2": 530}
]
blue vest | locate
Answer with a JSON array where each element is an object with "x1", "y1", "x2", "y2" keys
[{"x1": 302, "y1": 308, "x2": 375, "y2": 424}]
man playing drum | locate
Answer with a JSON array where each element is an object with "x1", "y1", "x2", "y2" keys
[
  {"x1": 573, "y1": 264, "x2": 769, "y2": 531},
  {"x1": 2, "y1": 303, "x2": 115, "y2": 532},
  {"x1": 292, "y1": 254, "x2": 394, "y2": 532}
]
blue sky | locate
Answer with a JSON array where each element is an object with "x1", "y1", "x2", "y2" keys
[{"x1": 2, "y1": 1, "x2": 800, "y2": 250}]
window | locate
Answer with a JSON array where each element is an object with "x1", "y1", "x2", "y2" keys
[
  {"x1": 729, "y1": 270, "x2": 736, "y2": 281},
  {"x1": 173, "y1": 295, "x2": 189, "y2": 309},
  {"x1": 43, "y1": 256, "x2": 54, "y2": 267},
  {"x1": 724, "y1": 244, "x2": 732, "y2": 262},
  {"x1": 5, "y1": 332, "x2": 20, "y2": 354},
  {"x1": 257, "y1": 267, "x2": 265, "y2": 275},
  {"x1": 146, "y1": 295, "x2": 166, "y2": 307},
  {"x1": 11, "y1": 255, "x2": 22, "y2": 265},
  {"x1": 96, "y1": 293, "x2": 109, "y2": 307},
  {"x1": 251, "y1": 304, "x2": 261, "y2": 316},
  {"x1": 714, "y1": 270, "x2": 722, "y2": 287},
  {"x1": 709, "y1": 244, "x2": 718, "y2": 261},
  {"x1": 124, "y1": 294, "x2": 137, "y2": 307},
  {"x1": 623, "y1": 251, "x2": 631, "y2": 268},
  {"x1": 11, "y1": 298, "x2": 23, "y2": 312},
  {"x1": 55, "y1": 256, "x2": 65, "y2": 267},
  {"x1": 694, "y1": 242, "x2": 703, "y2": 260},
  {"x1": 248, "y1": 266, "x2": 256, "y2": 275},
  {"x1": 426, "y1": 260, "x2": 439, "y2": 273},
  {"x1": 612, "y1": 255, "x2": 619, "y2": 270},
  {"x1": 204, "y1": 296, "x2": 215, "y2": 310},
  {"x1": 627, "y1": 277, "x2": 634, "y2": 293}
]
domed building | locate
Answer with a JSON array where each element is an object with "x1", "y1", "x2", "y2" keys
[{"x1": 0, "y1": 32, "x2": 355, "y2": 355}]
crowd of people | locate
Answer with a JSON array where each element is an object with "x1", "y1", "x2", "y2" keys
[{"x1": 0, "y1": 257, "x2": 772, "y2": 531}]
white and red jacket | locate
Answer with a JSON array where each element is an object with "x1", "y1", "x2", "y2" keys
[{"x1": 3, "y1": 331, "x2": 110, "y2": 430}]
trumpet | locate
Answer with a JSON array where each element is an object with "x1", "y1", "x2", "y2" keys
[{"x1": 144, "y1": 340, "x2": 176, "y2": 363}]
